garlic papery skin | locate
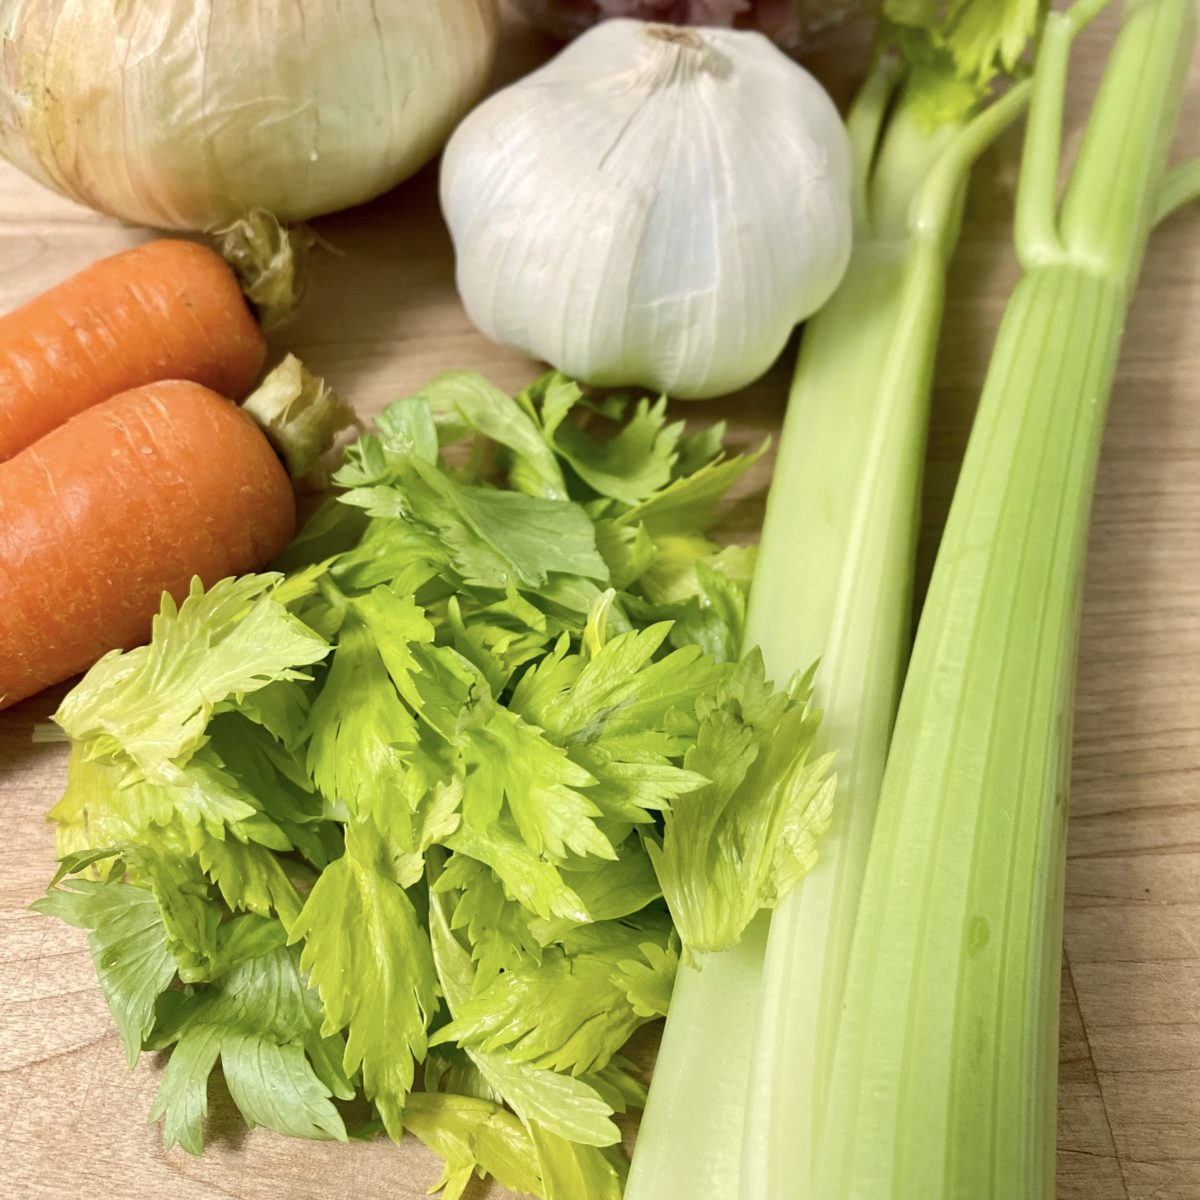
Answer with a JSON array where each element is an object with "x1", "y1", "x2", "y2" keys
[
  {"x1": 440, "y1": 19, "x2": 852, "y2": 399},
  {"x1": 0, "y1": 0, "x2": 497, "y2": 231}
]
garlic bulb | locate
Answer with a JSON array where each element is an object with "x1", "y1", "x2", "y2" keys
[
  {"x1": 0, "y1": 0, "x2": 497, "y2": 231},
  {"x1": 440, "y1": 19, "x2": 852, "y2": 399}
]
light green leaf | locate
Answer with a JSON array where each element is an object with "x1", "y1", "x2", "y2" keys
[
  {"x1": 614, "y1": 941, "x2": 678, "y2": 1019},
  {"x1": 516, "y1": 372, "x2": 581, "y2": 440},
  {"x1": 415, "y1": 370, "x2": 568, "y2": 500},
  {"x1": 402, "y1": 1091, "x2": 543, "y2": 1200},
  {"x1": 222, "y1": 678, "x2": 313, "y2": 751},
  {"x1": 593, "y1": 519, "x2": 658, "y2": 590},
  {"x1": 444, "y1": 589, "x2": 555, "y2": 694},
  {"x1": 646, "y1": 652, "x2": 836, "y2": 954},
  {"x1": 674, "y1": 420, "x2": 728, "y2": 477},
  {"x1": 333, "y1": 396, "x2": 439, "y2": 489},
  {"x1": 434, "y1": 854, "x2": 544, "y2": 992},
  {"x1": 31, "y1": 879, "x2": 175, "y2": 1066},
  {"x1": 196, "y1": 837, "x2": 305, "y2": 931},
  {"x1": 331, "y1": 515, "x2": 448, "y2": 596},
  {"x1": 552, "y1": 395, "x2": 683, "y2": 505},
  {"x1": 351, "y1": 586, "x2": 436, "y2": 712},
  {"x1": 461, "y1": 706, "x2": 612, "y2": 863},
  {"x1": 472, "y1": 1056, "x2": 620, "y2": 1149},
  {"x1": 432, "y1": 922, "x2": 676, "y2": 1076},
  {"x1": 211, "y1": 913, "x2": 289, "y2": 976},
  {"x1": 582, "y1": 1055, "x2": 649, "y2": 1113},
  {"x1": 427, "y1": 886, "x2": 619, "y2": 1148},
  {"x1": 290, "y1": 846, "x2": 440, "y2": 1139},
  {"x1": 55, "y1": 575, "x2": 329, "y2": 781},
  {"x1": 117, "y1": 839, "x2": 224, "y2": 982},
  {"x1": 49, "y1": 743, "x2": 257, "y2": 858},
  {"x1": 528, "y1": 1122, "x2": 626, "y2": 1200},
  {"x1": 617, "y1": 442, "x2": 766, "y2": 537},
  {"x1": 445, "y1": 822, "x2": 590, "y2": 924},
  {"x1": 306, "y1": 618, "x2": 418, "y2": 836},
  {"x1": 150, "y1": 1024, "x2": 221, "y2": 1155},
  {"x1": 637, "y1": 553, "x2": 752, "y2": 663},
  {"x1": 411, "y1": 457, "x2": 610, "y2": 588},
  {"x1": 530, "y1": 851, "x2": 664, "y2": 945},
  {"x1": 148, "y1": 947, "x2": 348, "y2": 1154},
  {"x1": 513, "y1": 621, "x2": 727, "y2": 752},
  {"x1": 205, "y1": 718, "x2": 335, "y2": 869},
  {"x1": 886, "y1": 0, "x2": 1046, "y2": 121}
]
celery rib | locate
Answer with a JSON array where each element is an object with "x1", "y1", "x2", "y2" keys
[
  {"x1": 630, "y1": 56, "x2": 1031, "y2": 1200},
  {"x1": 738, "y1": 89, "x2": 1033, "y2": 1200},
  {"x1": 629, "y1": 2, "x2": 1194, "y2": 1196},
  {"x1": 818, "y1": 1, "x2": 1195, "y2": 1195}
]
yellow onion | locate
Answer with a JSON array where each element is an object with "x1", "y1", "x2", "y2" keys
[{"x1": 0, "y1": 0, "x2": 498, "y2": 230}]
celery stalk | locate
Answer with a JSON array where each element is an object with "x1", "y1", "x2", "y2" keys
[
  {"x1": 741, "y1": 76, "x2": 1033, "y2": 1200},
  {"x1": 623, "y1": 917, "x2": 769, "y2": 1199},
  {"x1": 627, "y1": 58, "x2": 1030, "y2": 1200},
  {"x1": 817, "y1": 2, "x2": 1196, "y2": 1197}
]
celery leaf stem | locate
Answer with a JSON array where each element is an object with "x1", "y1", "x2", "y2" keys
[
  {"x1": 1154, "y1": 157, "x2": 1200, "y2": 227},
  {"x1": 847, "y1": 55, "x2": 905, "y2": 234},
  {"x1": 914, "y1": 81, "x2": 1031, "y2": 251}
]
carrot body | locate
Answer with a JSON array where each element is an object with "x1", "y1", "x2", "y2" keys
[
  {"x1": 0, "y1": 240, "x2": 266, "y2": 463},
  {"x1": 0, "y1": 380, "x2": 295, "y2": 709}
]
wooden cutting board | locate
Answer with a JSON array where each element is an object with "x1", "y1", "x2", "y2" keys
[{"x1": 1, "y1": 6, "x2": 1197, "y2": 1198}]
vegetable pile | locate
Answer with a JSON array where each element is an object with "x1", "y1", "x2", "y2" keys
[
  {"x1": 8, "y1": 0, "x2": 1198, "y2": 1194},
  {"x1": 35, "y1": 372, "x2": 834, "y2": 1198}
]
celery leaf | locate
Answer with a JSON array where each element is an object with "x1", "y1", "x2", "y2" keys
[
  {"x1": 54, "y1": 575, "x2": 329, "y2": 782},
  {"x1": 432, "y1": 920, "x2": 677, "y2": 1075},
  {"x1": 647, "y1": 652, "x2": 836, "y2": 954},
  {"x1": 148, "y1": 947, "x2": 350, "y2": 1154},
  {"x1": 305, "y1": 618, "x2": 419, "y2": 829},
  {"x1": 428, "y1": 885, "x2": 620, "y2": 1148},
  {"x1": 31, "y1": 879, "x2": 175, "y2": 1066},
  {"x1": 528, "y1": 1122, "x2": 626, "y2": 1200},
  {"x1": 402, "y1": 1091, "x2": 544, "y2": 1200},
  {"x1": 886, "y1": 0, "x2": 1047, "y2": 120},
  {"x1": 290, "y1": 835, "x2": 440, "y2": 1140}
]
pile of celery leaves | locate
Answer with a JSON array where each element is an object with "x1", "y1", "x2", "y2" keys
[{"x1": 35, "y1": 372, "x2": 833, "y2": 1199}]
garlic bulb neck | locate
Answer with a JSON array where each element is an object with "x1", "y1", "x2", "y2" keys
[{"x1": 637, "y1": 25, "x2": 721, "y2": 86}]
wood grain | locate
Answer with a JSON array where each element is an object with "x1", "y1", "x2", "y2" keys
[{"x1": 1, "y1": 6, "x2": 1198, "y2": 1198}]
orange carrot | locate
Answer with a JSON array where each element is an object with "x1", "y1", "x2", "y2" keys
[
  {"x1": 0, "y1": 240, "x2": 266, "y2": 463},
  {"x1": 0, "y1": 380, "x2": 295, "y2": 710}
]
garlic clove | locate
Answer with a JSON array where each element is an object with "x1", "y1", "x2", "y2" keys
[{"x1": 441, "y1": 18, "x2": 852, "y2": 399}]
